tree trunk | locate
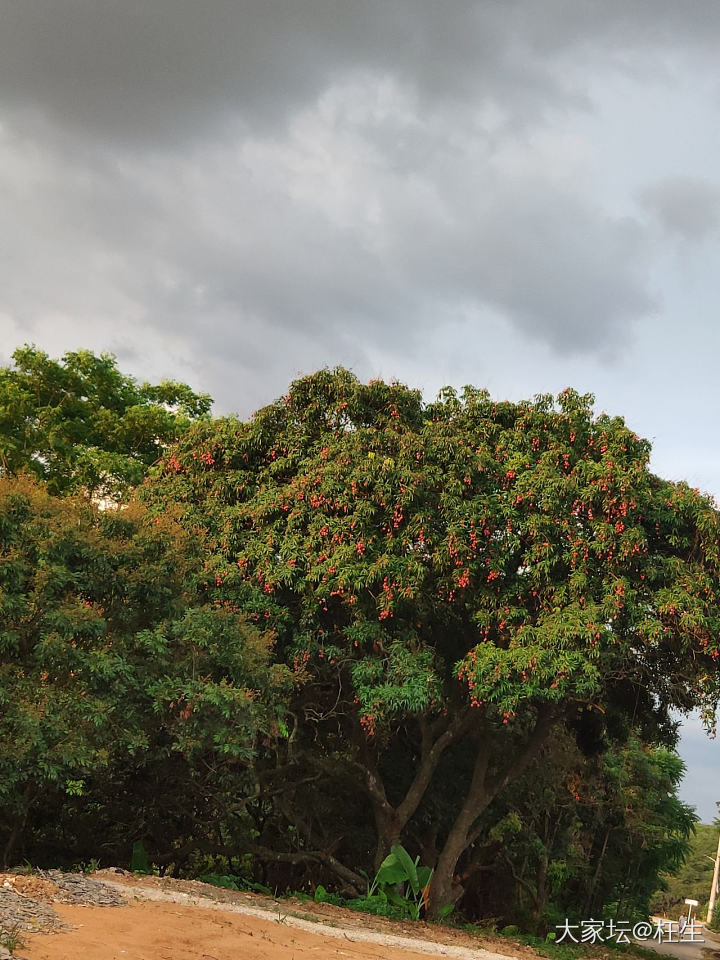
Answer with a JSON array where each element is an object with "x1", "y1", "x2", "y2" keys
[
  {"x1": 361, "y1": 712, "x2": 472, "y2": 870},
  {"x1": 2, "y1": 784, "x2": 33, "y2": 869},
  {"x1": 532, "y1": 851, "x2": 549, "y2": 931},
  {"x1": 2, "y1": 818, "x2": 24, "y2": 870},
  {"x1": 427, "y1": 736, "x2": 490, "y2": 914},
  {"x1": 583, "y1": 826, "x2": 611, "y2": 917},
  {"x1": 373, "y1": 811, "x2": 403, "y2": 871},
  {"x1": 427, "y1": 708, "x2": 555, "y2": 919}
]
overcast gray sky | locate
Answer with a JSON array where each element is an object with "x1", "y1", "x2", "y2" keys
[{"x1": 1, "y1": 0, "x2": 718, "y2": 820}]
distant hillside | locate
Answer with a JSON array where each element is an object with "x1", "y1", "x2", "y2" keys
[{"x1": 651, "y1": 823, "x2": 719, "y2": 917}]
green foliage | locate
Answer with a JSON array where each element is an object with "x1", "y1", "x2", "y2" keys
[
  {"x1": 0, "y1": 345, "x2": 211, "y2": 499},
  {"x1": 145, "y1": 367, "x2": 720, "y2": 918},
  {"x1": 64, "y1": 779, "x2": 85, "y2": 797},
  {"x1": 0, "y1": 475, "x2": 288, "y2": 868},
  {"x1": 71, "y1": 857, "x2": 101, "y2": 874},
  {"x1": 194, "y1": 863, "x2": 271, "y2": 894},
  {"x1": 0, "y1": 923, "x2": 25, "y2": 952},
  {"x1": 130, "y1": 841, "x2": 151, "y2": 874},
  {"x1": 313, "y1": 844, "x2": 436, "y2": 921},
  {"x1": 502, "y1": 930, "x2": 587, "y2": 960},
  {"x1": 0, "y1": 477, "x2": 183, "y2": 847},
  {"x1": 342, "y1": 893, "x2": 417, "y2": 920},
  {"x1": 197, "y1": 872, "x2": 239, "y2": 890},
  {"x1": 458, "y1": 727, "x2": 697, "y2": 931}
]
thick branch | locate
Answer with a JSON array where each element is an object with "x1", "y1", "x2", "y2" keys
[
  {"x1": 253, "y1": 846, "x2": 365, "y2": 896},
  {"x1": 454, "y1": 839, "x2": 501, "y2": 885},
  {"x1": 356, "y1": 710, "x2": 472, "y2": 829},
  {"x1": 363, "y1": 764, "x2": 392, "y2": 815},
  {"x1": 491, "y1": 706, "x2": 556, "y2": 800},
  {"x1": 395, "y1": 710, "x2": 472, "y2": 827},
  {"x1": 466, "y1": 706, "x2": 556, "y2": 847}
]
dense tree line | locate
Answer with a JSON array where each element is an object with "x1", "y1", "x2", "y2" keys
[{"x1": 1, "y1": 348, "x2": 718, "y2": 930}]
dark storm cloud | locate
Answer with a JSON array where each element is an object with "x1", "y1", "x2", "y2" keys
[
  {"x1": 1, "y1": 0, "x2": 717, "y2": 401},
  {"x1": 0, "y1": 84, "x2": 651, "y2": 387},
  {"x1": 0, "y1": 0, "x2": 552, "y2": 143},
  {"x1": 4, "y1": 0, "x2": 720, "y2": 145}
]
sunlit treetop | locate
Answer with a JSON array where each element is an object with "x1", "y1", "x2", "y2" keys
[{"x1": 0, "y1": 345, "x2": 212, "y2": 499}]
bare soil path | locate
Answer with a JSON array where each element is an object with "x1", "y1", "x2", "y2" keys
[{"x1": 6, "y1": 869, "x2": 536, "y2": 960}]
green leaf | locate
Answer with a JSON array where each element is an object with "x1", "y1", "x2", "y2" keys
[
  {"x1": 375, "y1": 852, "x2": 408, "y2": 887},
  {"x1": 390, "y1": 844, "x2": 419, "y2": 893}
]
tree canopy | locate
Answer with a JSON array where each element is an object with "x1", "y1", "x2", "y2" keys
[{"x1": 0, "y1": 345, "x2": 211, "y2": 499}]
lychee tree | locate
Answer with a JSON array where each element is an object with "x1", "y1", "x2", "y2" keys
[{"x1": 147, "y1": 369, "x2": 720, "y2": 916}]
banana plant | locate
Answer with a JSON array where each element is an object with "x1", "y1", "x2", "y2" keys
[{"x1": 370, "y1": 844, "x2": 434, "y2": 920}]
